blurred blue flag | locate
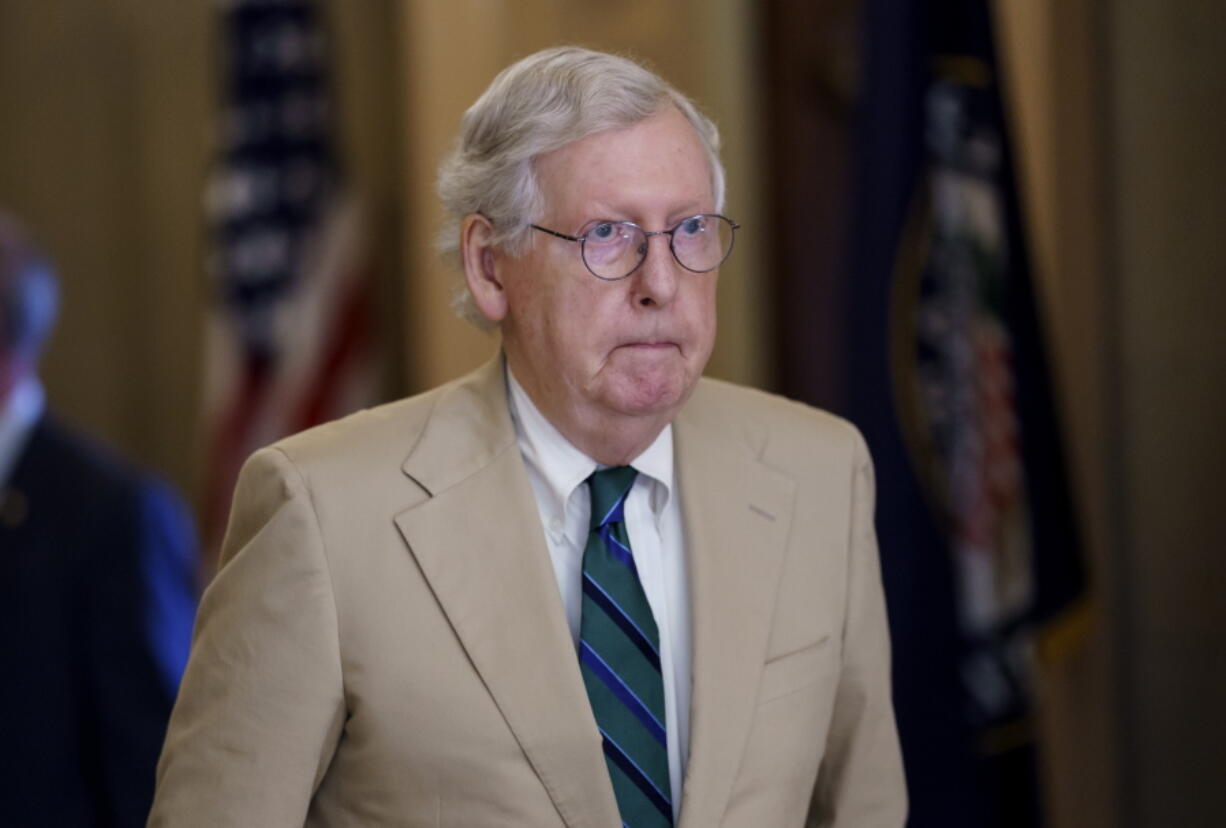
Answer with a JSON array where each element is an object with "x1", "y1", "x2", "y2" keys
[{"x1": 844, "y1": 1, "x2": 1086, "y2": 824}]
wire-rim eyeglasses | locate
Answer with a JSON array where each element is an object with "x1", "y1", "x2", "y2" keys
[{"x1": 529, "y1": 213, "x2": 739, "y2": 281}]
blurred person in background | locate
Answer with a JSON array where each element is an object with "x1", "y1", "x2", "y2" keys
[{"x1": 0, "y1": 209, "x2": 199, "y2": 827}]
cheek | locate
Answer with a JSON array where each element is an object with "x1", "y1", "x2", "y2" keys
[
  {"x1": 518, "y1": 284, "x2": 609, "y2": 371},
  {"x1": 684, "y1": 279, "x2": 719, "y2": 348}
]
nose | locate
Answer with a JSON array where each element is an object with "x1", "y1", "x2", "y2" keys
[{"x1": 631, "y1": 232, "x2": 679, "y2": 308}]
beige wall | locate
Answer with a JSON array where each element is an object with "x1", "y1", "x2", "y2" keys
[
  {"x1": 997, "y1": 0, "x2": 1226, "y2": 825},
  {"x1": 327, "y1": 0, "x2": 406, "y2": 398},
  {"x1": 0, "y1": 0, "x2": 211, "y2": 502},
  {"x1": 994, "y1": 2, "x2": 1118, "y2": 826},
  {"x1": 1111, "y1": 0, "x2": 1226, "y2": 823}
]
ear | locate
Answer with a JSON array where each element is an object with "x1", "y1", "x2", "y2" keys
[{"x1": 461, "y1": 213, "x2": 509, "y2": 323}]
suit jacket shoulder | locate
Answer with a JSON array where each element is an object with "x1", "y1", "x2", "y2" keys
[
  {"x1": 683, "y1": 376, "x2": 869, "y2": 481},
  {"x1": 261, "y1": 357, "x2": 514, "y2": 500}
]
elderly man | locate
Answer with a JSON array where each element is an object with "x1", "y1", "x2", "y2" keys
[
  {"x1": 0, "y1": 211, "x2": 199, "y2": 827},
  {"x1": 151, "y1": 47, "x2": 905, "y2": 827}
]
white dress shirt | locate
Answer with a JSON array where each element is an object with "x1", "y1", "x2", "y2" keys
[
  {"x1": 0, "y1": 377, "x2": 44, "y2": 489},
  {"x1": 506, "y1": 367, "x2": 691, "y2": 818}
]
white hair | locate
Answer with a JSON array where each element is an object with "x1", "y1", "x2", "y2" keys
[{"x1": 436, "y1": 46, "x2": 726, "y2": 327}]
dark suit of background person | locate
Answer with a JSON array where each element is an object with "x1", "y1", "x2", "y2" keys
[{"x1": 0, "y1": 211, "x2": 200, "y2": 828}]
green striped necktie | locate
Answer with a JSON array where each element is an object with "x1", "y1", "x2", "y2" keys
[{"x1": 578, "y1": 466, "x2": 673, "y2": 827}]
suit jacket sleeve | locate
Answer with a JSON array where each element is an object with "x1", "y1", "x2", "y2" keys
[
  {"x1": 87, "y1": 476, "x2": 199, "y2": 828},
  {"x1": 806, "y1": 429, "x2": 907, "y2": 827},
  {"x1": 136, "y1": 478, "x2": 201, "y2": 695},
  {"x1": 149, "y1": 447, "x2": 346, "y2": 827}
]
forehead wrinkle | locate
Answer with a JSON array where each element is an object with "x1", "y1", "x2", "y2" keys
[
  {"x1": 535, "y1": 109, "x2": 714, "y2": 229},
  {"x1": 556, "y1": 171, "x2": 713, "y2": 221},
  {"x1": 559, "y1": 198, "x2": 710, "y2": 232}
]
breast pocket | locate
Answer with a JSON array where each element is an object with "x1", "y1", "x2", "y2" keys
[{"x1": 757, "y1": 635, "x2": 835, "y2": 706}]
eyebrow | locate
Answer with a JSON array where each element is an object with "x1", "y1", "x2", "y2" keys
[{"x1": 573, "y1": 201, "x2": 711, "y2": 229}]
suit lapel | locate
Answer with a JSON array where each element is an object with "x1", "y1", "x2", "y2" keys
[
  {"x1": 674, "y1": 407, "x2": 796, "y2": 828},
  {"x1": 393, "y1": 358, "x2": 620, "y2": 828}
]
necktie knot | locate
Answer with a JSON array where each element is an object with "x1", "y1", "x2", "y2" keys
[{"x1": 587, "y1": 466, "x2": 638, "y2": 530}]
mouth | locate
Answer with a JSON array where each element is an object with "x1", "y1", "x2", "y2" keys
[
  {"x1": 616, "y1": 340, "x2": 679, "y2": 350},
  {"x1": 613, "y1": 341, "x2": 681, "y2": 360}
]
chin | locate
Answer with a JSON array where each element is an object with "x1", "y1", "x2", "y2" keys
[{"x1": 601, "y1": 371, "x2": 694, "y2": 418}]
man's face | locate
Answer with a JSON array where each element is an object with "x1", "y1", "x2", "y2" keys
[{"x1": 495, "y1": 106, "x2": 719, "y2": 449}]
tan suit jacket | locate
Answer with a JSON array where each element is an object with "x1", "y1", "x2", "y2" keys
[{"x1": 150, "y1": 357, "x2": 905, "y2": 827}]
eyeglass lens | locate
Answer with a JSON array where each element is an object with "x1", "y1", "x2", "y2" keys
[{"x1": 582, "y1": 215, "x2": 734, "y2": 280}]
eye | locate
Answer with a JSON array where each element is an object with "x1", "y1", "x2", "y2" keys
[
  {"x1": 676, "y1": 216, "x2": 707, "y2": 238},
  {"x1": 587, "y1": 222, "x2": 618, "y2": 241}
]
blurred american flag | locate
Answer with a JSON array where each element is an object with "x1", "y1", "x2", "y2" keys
[{"x1": 202, "y1": 0, "x2": 380, "y2": 553}]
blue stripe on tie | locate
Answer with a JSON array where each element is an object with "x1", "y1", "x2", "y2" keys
[
  {"x1": 580, "y1": 642, "x2": 667, "y2": 745},
  {"x1": 599, "y1": 727, "x2": 674, "y2": 821},
  {"x1": 582, "y1": 575, "x2": 661, "y2": 669},
  {"x1": 599, "y1": 485, "x2": 632, "y2": 527},
  {"x1": 598, "y1": 525, "x2": 637, "y2": 572},
  {"x1": 582, "y1": 574, "x2": 660, "y2": 660}
]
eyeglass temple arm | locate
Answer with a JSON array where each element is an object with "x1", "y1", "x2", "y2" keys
[{"x1": 529, "y1": 224, "x2": 583, "y2": 242}]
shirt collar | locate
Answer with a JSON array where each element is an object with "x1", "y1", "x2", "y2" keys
[
  {"x1": 0, "y1": 376, "x2": 45, "y2": 488},
  {"x1": 505, "y1": 364, "x2": 674, "y2": 514}
]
